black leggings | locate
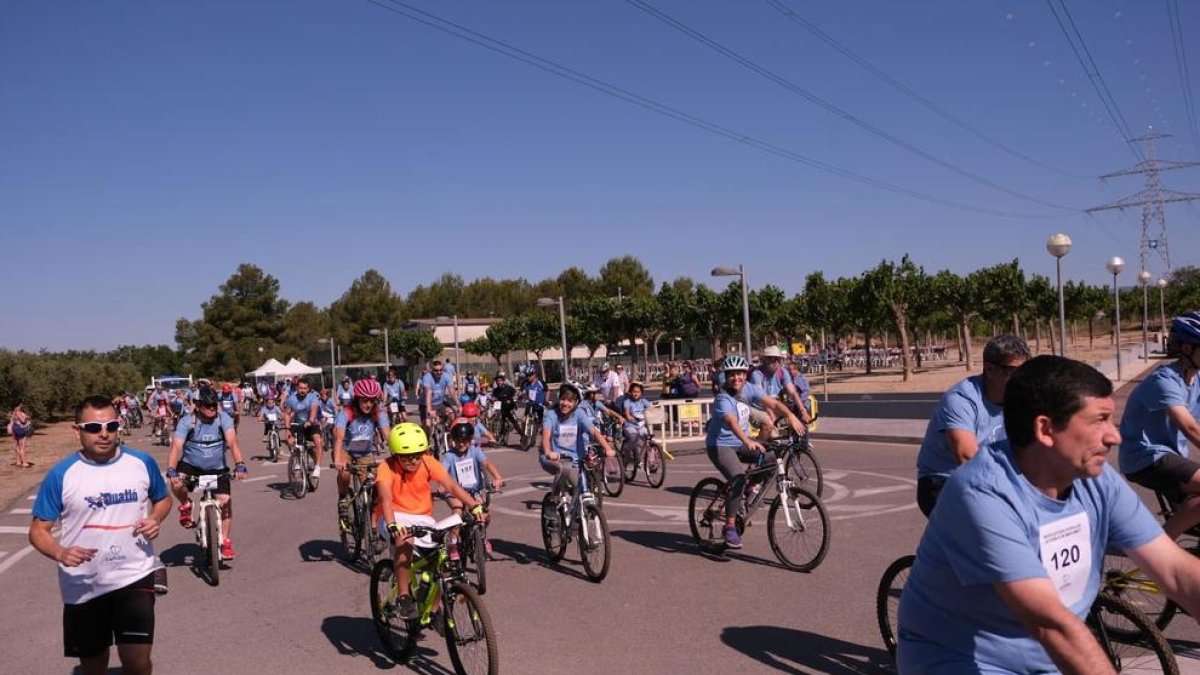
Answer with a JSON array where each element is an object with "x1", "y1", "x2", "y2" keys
[{"x1": 706, "y1": 445, "x2": 775, "y2": 520}]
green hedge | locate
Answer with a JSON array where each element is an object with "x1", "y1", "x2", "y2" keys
[{"x1": 0, "y1": 350, "x2": 143, "y2": 424}]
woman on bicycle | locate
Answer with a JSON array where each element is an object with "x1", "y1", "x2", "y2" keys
[
  {"x1": 335, "y1": 378, "x2": 393, "y2": 527},
  {"x1": 620, "y1": 382, "x2": 652, "y2": 463},
  {"x1": 375, "y1": 422, "x2": 484, "y2": 620},
  {"x1": 705, "y1": 354, "x2": 805, "y2": 549},
  {"x1": 539, "y1": 383, "x2": 617, "y2": 496},
  {"x1": 441, "y1": 422, "x2": 503, "y2": 559}
]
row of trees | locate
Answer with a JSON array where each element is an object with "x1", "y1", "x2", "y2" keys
[{"x1": 0, "y1": 350, "x2": 144, "y2": 420}]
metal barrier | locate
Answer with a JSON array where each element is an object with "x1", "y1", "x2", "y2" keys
[{"x1": 646, "y1": 398, "x2": 714, "y2": 445}]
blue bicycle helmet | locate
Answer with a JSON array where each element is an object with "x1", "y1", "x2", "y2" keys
[
  {"x1": 1171, "y1": 312, "x2": 1200, "y2": 345},
  {"x1": 459, "y1": 393, "x2": 472, "y2": 404}
]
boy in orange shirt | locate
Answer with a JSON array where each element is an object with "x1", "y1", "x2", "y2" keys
[{"x1": 375, "y1": 422, "x2": 484, "y2": 619}]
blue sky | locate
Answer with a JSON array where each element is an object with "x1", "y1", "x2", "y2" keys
[{"x1": 2, "y1": 0, "x2": 1197, "y2": 351}]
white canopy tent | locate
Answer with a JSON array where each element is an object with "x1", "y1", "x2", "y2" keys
[
  {"x1": 246, "y1": 358, "x2": 287, "y2": 378},
  {"x1": 245, "y1": 357, "x2": 322, "y2": 379},
  {"x1": 281, "y1": 358, "x2": 322, "y2": 376}
]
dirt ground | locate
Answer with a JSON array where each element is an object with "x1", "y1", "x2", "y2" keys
[{"x1": 0, "y1": 331, "x2": 1162, "y2": 513}]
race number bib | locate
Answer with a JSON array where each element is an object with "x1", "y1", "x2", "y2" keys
[
  {"x1": 491, "y1": 401, "x2": 501, "y2": 412},
  {"x1": 265, "y1": 412, "x2": 278, "y2": 422},
  {"x1": 556, "y1": 424, "x2": 578, "y2": 452},
  {"x1": 347, "y1": 439, "x2": 373, "y2": 455},
  {"x1": 455, "y1": 458, "x2": 479, "y2": 491},
  {"x1": 1038, "y1": 511, "x2": 1091, "y2": 607},
  {"x1": 389, "y1": 402, "x2": 399, "y2": 414}
]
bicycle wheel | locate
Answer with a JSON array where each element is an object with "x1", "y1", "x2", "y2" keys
[
  {"x1": 688, "y1": 478, "x2": 728, "y2": 553},
  {"x1": 204, "y1": 504, "x2": 221, "y2": 586},
  {"x1": 1088, "y1": 592, "x2": 1180, "y2": 674},
  {"x1": 622, "y1": 445, "x2": 639, "y2": 483},
  {"x1": 444, "y1": 580, "x2": 499, "y2": 675},
  {"x1": 539, "y1": 493, "x2": 567, "y2": 562},
  {"x1": 766, "y1": 486, "x2": 830, "y2": 572},
  {"x1": 470, "y1": 523, "x2": 488, "y2": 595},
  {"x1": 369, "y1": 559, "x2": 418, "y2": 663},
  {"x1": 787, "y1": 446, "x2": 824, "y2": 498},
  {"x1": 1100, "y1": 552, "x2": 1178, "y2": 640},
  {"x1": 875, "y1": 554, "x2": 915, "y2": 659},
  {"x1": 522, "y1": 422, "x2": 537, "y2": 452},
  {"x1": 578, "y1": 501, "x2": 611, "y2": 582},
  {"x1": 288, "y1": 447, "x2": 307, "y2": 499},
  {"x1": 267, "y1": 432, "x2": 280, "y2": 462},
  {"x1": 602, "y1": 456, "x2": 624, "y2": 498},
  {"x1": 339, "y1": 494, "x2": 363, "y2": 562},
  {"x1": 306, "y1": 448, "x2": 319, "y2": 492},
  {"x1": 644, "y1": 442, "x2": 666, "y2": 488}
]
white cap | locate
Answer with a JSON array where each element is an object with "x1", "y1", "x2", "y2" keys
[
  {"x1": 601, "y1": 362, "x2": 611, "y2": 371},
  {"x1": 761, "y1": 345, "x2": 786, "y2": 359}
]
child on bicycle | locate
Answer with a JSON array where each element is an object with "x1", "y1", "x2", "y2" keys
[
  {"x1": 376, "y1": 422, "x2": 485, "y2": 620},
  {"x1": 539, "y1": 383, "x2": 617, "y2": 497},
  {"x1": 440, "y1": 422, "x2": 503, "y2": 559},
  {"x1": 457, "y1": 402, "x2": 497, "y2": 447},
  {"x1": 258, "y1": 393, "x2": 281, "y2": 442}
]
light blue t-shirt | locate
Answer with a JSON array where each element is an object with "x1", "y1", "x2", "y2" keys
[
  {"x1": 706, "y1": 383, "x2": 767, "y2": 447},
  {"x1": 335, "y1": 409, "x2": 390, "y2": 455},
  {"x1": 337, "y1": 384, "x2": 353, "y2": 405},
  {"x1": 916, "y1": 375, "x2": 1005, "y2": 479},
  {"x1": 285, "y1": 392, "x2": 318, "y2": 423},
  {"x1": 898, "y1": 442, "x2": 1162, "y2": 674},
  {"x1": 543, "y1": 407, "x2": 597, "y2": 460},
  {"x1": 320, "y1": 396, "x2": 337, "y2": 420},
  {"x1": 384, "y1": 380, "x2": 405, "y2": 401},
  {"x1": 472, "y1": 421, "x2": 489, "y2": 445},
  {"x1": 525, "y1": 380, "x2": 546, "y2": 405},
  {"x1": 175, "y1": 412, "x2": 235, "y2": 470},
  {"x1": 750, "y1": 366, "x2": 792, "y2": 397},
  {"x1": 441, "y1": 445, "x2": 488, "y2": 492},
  {"x1": 622, "y1": 397, "x2": 652, "y2": 431},
  {"x1": 1118, "y1": 362, "x2": 1200, "y2": 474},
  {"x1": 260, "y1": 403, "x2": 282, "y2": 426},
  {"x1": 421, "y1": 372, "x2": 453, "y2": 406},
  {"x1": 217, "y1": 392, "x2": 238, "y2": 416}
]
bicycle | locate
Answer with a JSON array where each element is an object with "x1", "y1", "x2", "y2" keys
[
  {"x1": 263, "y1": 418, "x2": 283, "y2": 463},
  {"x1": 187, "y1": 473, "x2": 226, "y2": 586},
  {"x1": 519, "y1": 404, "x2": 543, "y2": 452},
  {"x1": 581, "y1": 444, "x2": 617, "y2": 505},
  {"x1": 456, "y1": 485, "x2": 498, "y2": 595},
  {"x1": 620, "y1": 418, "x2": 670, "y2": 489},
  {"x1": 757, "y1": 416, "x2": 824, "y2": 498},
  {"x1": 152, "y1": 416, "x2": 171, "y2": 446},
  {"x1": 687, "y1": 446, "x2": 830, "y2": 572},
  {"x1": 369, "y1": 515, "x2": 499, "y2": 674},
  {"x1": 287, "y1": 423, "x2": 317, "y2": 498},
  {"x1": 540, "y1": 457, "x2": 611, "y2": 582},
  {"x1": 340, "y1": 460, "x2": 385, "y2": 564},
  {"x1": 430, "y1": 419, "x2": 450, "y2": 460}
]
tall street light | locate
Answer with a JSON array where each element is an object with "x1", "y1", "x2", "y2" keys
[
  {"x1": 537, "y1": 296, "x2": 569, "y2": 382},
  {"x1": 1106, "y1": 257, "x2": 1125, "y2": 380},
  {"x1": 1046, "y1": 234, "x2": 1072, "y2": 357},
  {"x1": 712, "y1": 264, "x2": 753, "y2": 361},
  {"x1": 369, "y1": 328, "x2": 390, "y2": 366},
  {"x1": 317, "y1": 337, "x2": 336, "y2": 389},
  {"x1": 1138, "y1": 270, "x2": 1152, "y2": 359},
  {"x1": 435, "y1": 315, "x2": 459, "y2": 377},
  {"x1": 1157, "y1": 278, "x2": 1168, "y2": 336}
]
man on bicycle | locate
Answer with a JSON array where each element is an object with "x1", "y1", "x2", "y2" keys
[
  {"x1": 538, "y1": 383, "x2": 617, "y2": 498},
  {"x1": 375, "y1": 423, "x2": 484, "y2": 620},
  {"x1": 283, "y1": 378, "x2": 323, "y2": 489},
  {"x1": 523, "y1": 369, "x2": 547, "y2": 430},
  {"x1": 750, "y1": 345, "x2": 807, "y2": 431},
  {"x1": 336, "y1": 377, "x2": 354, "y2": 411},
  {"x1": 491, "y1": 373, "x2": 520, "y2": 444},
  {"x1": 915, "y1": 335, "x2": 1029, "y2": 517},
  {"x1": 383, "y1": 368, "x2": 407, "y2": 422},
  {"x1": 165, "y1": 386, "x2": 247, "y2": 560},
  {"x1": 217, "y1": 383, "x2": 240, "y2": 430},
  {"x1": 462, "y1": 370, "x2": 481, "y2": 402},
  {"x1": 334, "y1": 379, "x2": 392, "y2": 529},
  {"x1": 898, "y1": 355, "x2": 1200, "y2": 674},
  {"x1": 420, "y1": 360, "x2": 457, "y2": 430},
  {"x1": 705, "y1": 354, "x2": 805, "y2": 549},
  {"x1": 441, "y1": 422, "x2": 503, "y2": 559},
  {"x1": 1118, "y1": 312, "x2": 1200, "y2": 540}
]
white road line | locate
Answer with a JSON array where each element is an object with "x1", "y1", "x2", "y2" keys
[
  {"x1": 242, "y1": 475, "x2": 277, "y2": 484},
  {"x1": 851, "y1": 485, "x2": 912, "y2": 497},
  {"x1": 26, "y1": 495, "x2": 35, "y2": 501},
  {"x1": 0, "y1": 545, "x2": 36, "y2": 575},
  {"x1": 0, "y1": 552, "x2": 8, "y2": 561},
  {"x1": 9, "y1": 509, "x2": 31, "y2": 515},
  {"x1": 0, "y1": 526, "x2": 30, "y2": 535}
]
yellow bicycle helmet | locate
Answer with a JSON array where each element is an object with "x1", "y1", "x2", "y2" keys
[{"x1": 388, "y1": 422, "x2": 429, "y2": 455}]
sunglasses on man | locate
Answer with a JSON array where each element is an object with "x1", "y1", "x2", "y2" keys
[{"x1": 76, "y1": 420, "x2": 121, "y2": 434}]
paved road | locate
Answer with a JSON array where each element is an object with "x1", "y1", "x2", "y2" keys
[{"x1": 1, "y1": 418, "x2": 1198, "y2": 674}]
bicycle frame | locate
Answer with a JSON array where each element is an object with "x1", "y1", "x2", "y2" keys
[{"x1": 192, "y1": 475, "x2": 223, "y2": 552}]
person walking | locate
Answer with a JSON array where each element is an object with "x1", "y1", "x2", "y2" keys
[{"x1": 8, "y1": 402, "x2": 34, "y2": 467}]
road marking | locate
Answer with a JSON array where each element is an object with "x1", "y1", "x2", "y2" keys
[
  {"x1": 9, "y1": 509, "x2": 31, "y2": 515},
  {"x1": 0, "y1": 545, "x2": 36, "y2": 575},
  {"x1": 242, "y1": 475, "x2": 277, "y2": 484},
  {"x1": 852, "y1": 485, "x2": 911, "y2": 498},
  {"x1": 26, "y1": 495, "x2": 35, "y2": 501},
  {"x1": 831, "y1": 503, "x2": 918, "y2": 521},
  {"x1": 0, "y1": 551, "x2": 7, "y2": 561},
  {"x1": 0, "y1": 526, "x2": 30, "y2": 535}
]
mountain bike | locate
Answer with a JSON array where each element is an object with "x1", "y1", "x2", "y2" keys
[
  {"x1": 760, "y1": 417, "x2": 824, "y2": 498},
  {"x1": 264, "y1": 418, "x2": 282, "y2": 463},
  {"x1": 519, "y1": 404, "x2": 543, "y2": 452},
  {"x1": 129, "y1": 407, "x2": 143, "y2": 429},
  {"x1": 581, "y1": 444, "x2": 616, "y2": 505},
  {"x1": 430, "y1": 419, "x2": 450, "y2": 460},
  {"x1": 540, "y1": 457, "x2": 611, "y2": 582},
  {"x1": 456, "y1": 485, "x2": 498, "y2": 595},
  {"x1": 340, "y1": 459, "x2": 385, "y2": 564},
  {"x1": 369, "y1": 515, "x2": 499, "y2": 674},
  {"x1": 187, "y1": 473, "x2": 226, "y2": 586},
  {"x1": 620, "y1": 420, "x2": 669, "y2": 489},
  {"x1": 688, "y1": 446, "x2": 830, "y2": 572},
  {"x1": 153, "y1": 416, "x2": 171, "y2": 446},
  {"x1": 287, "y1": 423, "x2": 317, "y2": 498}
]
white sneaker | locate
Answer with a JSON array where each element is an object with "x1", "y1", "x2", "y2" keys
[{"x1": 310, "y1": 465, "x2": 321, "y2": 478}]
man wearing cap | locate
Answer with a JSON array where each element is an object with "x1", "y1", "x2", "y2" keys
[
  {"x1": 597, "y1": 363, "x2": 622, "y2": 404},
  {"x1": 749, "y1": 346, "x2": 804, "y2": 434}
]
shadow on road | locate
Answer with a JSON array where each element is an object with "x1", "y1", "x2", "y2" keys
[
  {"x1": 71, "y1": 667, "x2": 122, "y2": 674},
  {"x1": 488, "y1": 538, "x2": 591, "y2": 582},
  {"x1": 158, "y1": 542, "x2": 224, "y2": 582},
  {"x1": 264, "y1": 481, "x2": 300, "y2": 499},
  {"x1": 665, "y1": 485, "x2": 694, "y2": 498},
  {"x1": 299, "y1": 539, "x2": 342, "y2": 563},
  {"x1": 320, "y1": 615, "x2": 455, "y2": 673},
  {"x1": 610, "y1": 528, "x2": 727, "y2": 562},
  {"x1": 721, "y1": 625, "x2": 893, "y2": 675}
]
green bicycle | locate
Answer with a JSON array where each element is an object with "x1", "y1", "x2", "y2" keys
[{"x1": 369, "y1": 514, "x2": 499, "y2": 675}]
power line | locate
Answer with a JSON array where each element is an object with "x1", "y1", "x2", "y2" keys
[
  {"x1": 761, "y1": 0, "x2": 1091, "y2": 180},
  {"x1": 365, "y1": 0, "x2": 1069, "y2": 219},
  {"x1": 623, "y1": 0, "x2": 1080, "y2": 211},
  {"x1": 1043, "y1": 0, "x2": 1143, "y2": 160},
  {"x1": 1164, "y1": 0, "x2": 1200, "y2": 157}
]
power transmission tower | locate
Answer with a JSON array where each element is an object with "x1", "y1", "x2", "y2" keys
[{"x1": 1086, "y1": 129, "x2": 1200, "y2": 274}]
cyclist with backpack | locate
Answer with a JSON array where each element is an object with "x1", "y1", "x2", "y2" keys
[
  {"x1": 165, "y1": 386, "x2": 247, "y2": 560},
  {"x1": 333, "y1": 378, "x2": 392, "y2": 531}
]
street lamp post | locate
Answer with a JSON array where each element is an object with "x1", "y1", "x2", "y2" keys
[
  {"x1": 1106, "y1": 257, "x2": 1125, "y2": 380},
  {"x1": 1157, "y1": 278, "x2": 1168, "y2": 337},
  {"x1": 1046, "y1": 234, "x2": 1072, "y2": 357},
  {"x1": 1138, "y1": 270, "x2": 1152, "y2": 359},
  {"x1": 537, "y1": 297, "x2": 569, "y2": 382},
  {"x1": 317, "y1": 337, "x2": 336, "y2": 389},
  {"x1": 712, "y1": 264, "x2": 753, "y2": 360},
  {"x1": 369, "y1": 328, "x2": 390, "y2": 366}
]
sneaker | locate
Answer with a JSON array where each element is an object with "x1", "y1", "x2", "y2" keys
[
  {"x1": 220, "y1": 538, "x2": 236, "y2": 560},
  {"x1": 178, "y1": 502, "x2": 194, "y2": 529},
  {"x1": 484, "y1": 538, "x2": 493, "y2": 555},
  {"x1": 723, "y1": 525, "x2": 743, "y2": 549},
  {"x1": 396, "y1": 594, "x2": 418, "y2": 620}
]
